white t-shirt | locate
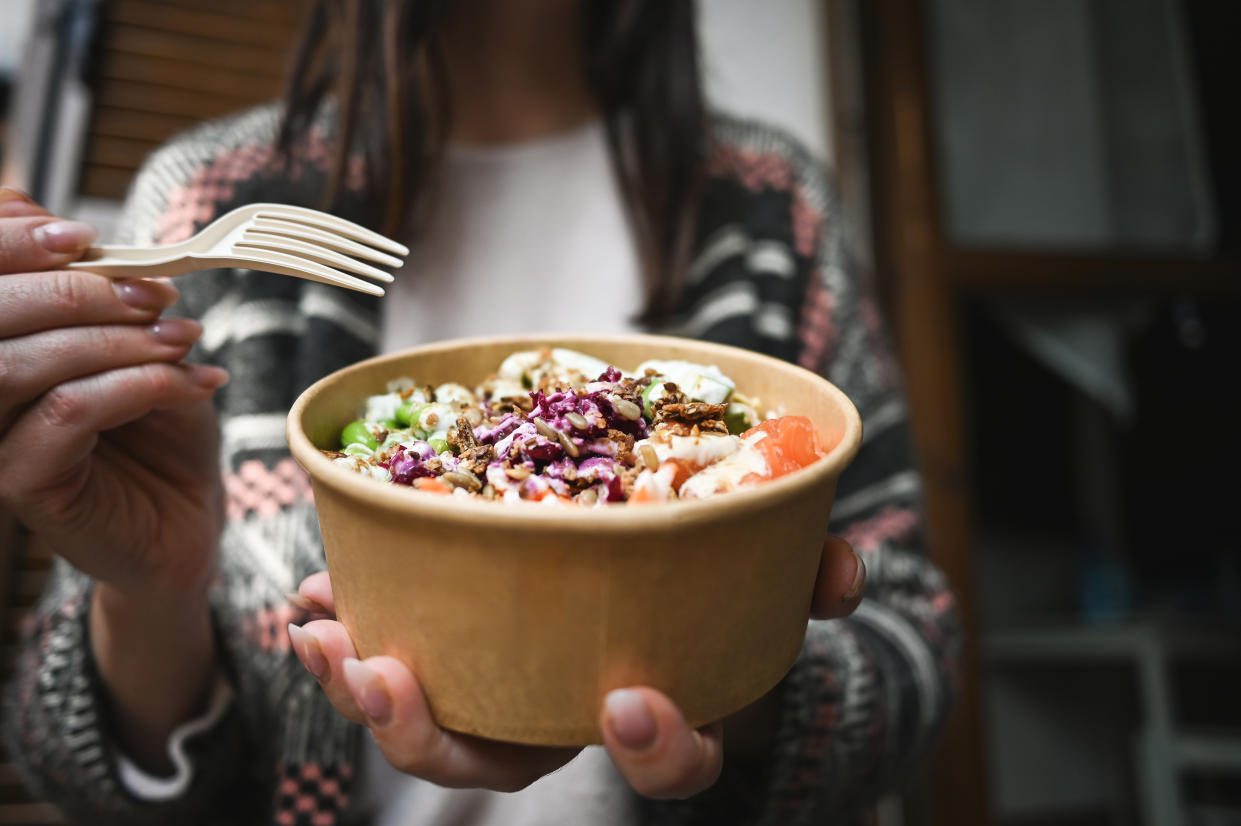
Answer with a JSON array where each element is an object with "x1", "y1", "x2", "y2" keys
[{"x1": 378, "y1": 117, "x2": 644, "y2": 353}]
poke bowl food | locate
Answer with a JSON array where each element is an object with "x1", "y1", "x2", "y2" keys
[
  {"x1": 325, "y1": 346, "x2": 830, "y2": 506},
  {"x1": 287, "y1": 334, "x2": 861, "y2": 745}
]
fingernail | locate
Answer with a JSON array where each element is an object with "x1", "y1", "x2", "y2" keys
[
  {"x1": 285, "y1": 591, "x2": 329, "y2": 614},
  {"x1": 114, "y1": 279, "x2": 178, "y2": 311},
  {"x1": 32, "y1": 220, "x2": 97, "y2": 253},
  {"x1": 288, "y1": 623, "x2": 328, "y2": 679},
  {"x1": 604, "y1": 689, "x2": 657, "y2": 751},
  {"x1": 843, "y1": 550, "x2": 866, "y2": 602},
  {"x1": 342, "y1": 658, "x2": 393, "y2": 725},
  {"x1": 0, "y1": 186, "x2": 32, "y2": 203},
  {"x1": 148, "y1": 318, "x2": 202, "y2": 346},
  {"x1": 187, "y1": 364, "x2": 229, "y2": 389}
]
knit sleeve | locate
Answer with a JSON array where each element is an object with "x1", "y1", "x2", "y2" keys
[
  {"x1": 1, "y1": 560, "x2": 253, "y2": 825},
  {"x1": 645, "y1": 118, "x2": 961, "y2": 825},
  {"x1": 0, "y1": 112, "x2": 291, "y2": 824},
  {"x1": 756, "y1": 152, "x2": 960, "y2": 824}
]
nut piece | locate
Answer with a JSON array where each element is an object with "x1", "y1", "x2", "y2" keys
[
  {"x1": 441, "y1": 470, "x2": 482, "y2": 492},
  {"x1": 611, "y1": 396, "x2": 642, "y2": 421},
  {"x1": 557, "y1": 429, "x2": 581, "y2": 458},
  {"x1": 639, "y1": 444, "x2": 660, "y2": 471},
  {"x1": 533, "y1": 417, "x2": 558, "y2": 439}
]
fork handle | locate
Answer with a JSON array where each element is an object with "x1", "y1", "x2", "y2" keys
[{"x1": 68, "y1": 246, "x2": 196, "y2": 280}]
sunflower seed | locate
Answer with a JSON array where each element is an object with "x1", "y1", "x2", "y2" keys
[
  {"x1": 441, "y1": 470, "x2": 481, "y2": 492},
  {"x1": 533, "y1": 417, "x2": 558, "y2": 439},
  {"x1": 612, "y1": 397, "x2": 642, "y2": 421},
  {"x1": 505, "y1": 466, "x2": 531, "y2": 480},
  {"x1": 578, "y1": 488, "x2": 598, "y2": 505},
  {"x1": 639, "y1": 444, "x2": 660, "y2": 471},
  {"x1": 481, "y1": 484, "x2": 496, "y2": 500},
  {"x1": 557, "y1": 430, "x2": 580, "y2": 458},
  {"x1": 564, "y1": 411, "x2": 589, "y2": 430}
]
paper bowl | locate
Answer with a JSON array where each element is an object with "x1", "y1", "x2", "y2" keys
[{"x1": 287, "y1": 333, "x2": 861, "y2": 745}]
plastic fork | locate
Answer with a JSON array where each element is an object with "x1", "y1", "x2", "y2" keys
[{"x1": 68, "y1": 203, "x2": 408, "y2": 297}]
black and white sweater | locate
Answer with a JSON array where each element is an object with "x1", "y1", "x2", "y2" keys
[{"x1": 4, "y1": 106, "x2": 960, "y2": 826}]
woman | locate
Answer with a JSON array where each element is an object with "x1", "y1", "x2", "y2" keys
[{"x1": 1, "y1": 1, "x2": 959, "y2": 824}]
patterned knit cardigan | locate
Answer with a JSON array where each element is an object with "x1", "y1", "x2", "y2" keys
[{"x1": 3, "y1": 106, "x2": 960, "y2": 826}]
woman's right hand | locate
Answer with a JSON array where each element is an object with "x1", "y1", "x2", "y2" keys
[{"x1": 0, "y1": 187, "x2": 229, "y2": 601}]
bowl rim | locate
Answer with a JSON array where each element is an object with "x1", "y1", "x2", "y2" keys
[{"x1": 286, "y1": 332, "x2": 863, "y2": 532}]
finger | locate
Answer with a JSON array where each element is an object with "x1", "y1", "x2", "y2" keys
[
  {"x1": 287, "y1": 570, "x2": 335, "y2": 616},
  {"x1": 601, "y1": 688, "x2": 724, "y2": 799},
  {"x1": 0, "y1": 215, "x2": 97, "y2": 273},
  {"x1": 288, "y1": 619, "x2": 367, "y2": 725},
  {"x1": 0, "y1": 319, "x2": 202, "y2": 429},
  {"x1": 810, "y1": 535, "x2": 866, "y2": 620},
  {"x1": 0, "y1": 362, "x2": 228, "y2": 516},
  {"x1": 345, "y1": 656, "x2": 578, "y2": 791},
  {"x1": 0, "y1": 187, "x2": 51, "y2": 219},
  {"x1": 0, "y1": 270, "x2": 180, "y2": 339}
]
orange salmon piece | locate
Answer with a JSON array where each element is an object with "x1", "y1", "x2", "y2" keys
[
  {"x1": 414, "y1": 477, "x2": 451, "y2": 494},
  {"x1": 742, "y1": 416, "x2": 825, "y2": 481}
]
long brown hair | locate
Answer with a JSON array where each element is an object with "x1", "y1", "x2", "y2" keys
[{"x1": 278, "y1": 0, "x2": 707, "y2": 318}]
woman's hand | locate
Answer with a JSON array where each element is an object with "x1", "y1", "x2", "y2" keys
[
  {"x1": 0, "y1": 188, "x2": 230, "y2": 771},
  {"x1": 0, "y1": 188, "x2": 229, "y2": 598},
  {"x1": 288, "y1": 536, "x2": 864, "y2": 798}
]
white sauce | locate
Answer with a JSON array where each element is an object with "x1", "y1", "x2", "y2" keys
[
  {"x1": 364, "y1": 393, "x2": 404, "y2": 423},
  {"x1": 635, "y1": 359, "x2": 734, "y2": 404}
]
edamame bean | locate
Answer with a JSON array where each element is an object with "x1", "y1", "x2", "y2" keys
[{"x1": 341, "y1": 419, "x2": 379, "y2": 450}]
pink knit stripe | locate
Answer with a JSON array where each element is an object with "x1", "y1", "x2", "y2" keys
[
  {"x1": 224, "y1": 458, "x2": 315, "y2": 522},
  {"x1": 841, "y1": 506, "x2": 920, "y2": 552},
  {"x1": 797, "y1": 277, "x2": 836, "y2": 370},
  {"x1": 152, "y1": 129, "x2": 366, "y2": 247},
  {"x1": 242, "y1": 603, "x2": 300, "y2": 653}
]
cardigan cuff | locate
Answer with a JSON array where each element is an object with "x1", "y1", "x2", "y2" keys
[{"x1": 114, "y1": 673, "x2": 235, "y2": 801}]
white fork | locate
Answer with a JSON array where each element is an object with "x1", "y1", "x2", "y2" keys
[{"x1": 68, "y1": 203, "x2": 408, "y2": 297}]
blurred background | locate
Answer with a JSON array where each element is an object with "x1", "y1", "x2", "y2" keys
[{"x1": 1, "y1": 1, "x2": 1238, "y2": 824}]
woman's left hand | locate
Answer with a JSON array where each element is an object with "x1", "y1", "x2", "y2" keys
[{"x1": 287, "y1": 535, "x2": 864, "y2": 798}]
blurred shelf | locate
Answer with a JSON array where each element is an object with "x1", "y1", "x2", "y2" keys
[
  {"x1": 983, "y1": 621, "x2": 1241, "y2": 664},
  {"x1": 945, "y1": 249, "x2": 1241, "y2": 294},
  {"x1": 1174, "y1": 729, "x2": 1241, "y2": 772}
]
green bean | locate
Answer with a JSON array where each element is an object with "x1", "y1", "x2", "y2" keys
[
  {"x1": 641, "y1": 380, "x2": 666, "y2": 420},
  {"x1": 341, "y1": 419, "x2": 378, "y2": 450},
  {"x1": 725, "y1": 403, "x2": 752, "y2": 435}
]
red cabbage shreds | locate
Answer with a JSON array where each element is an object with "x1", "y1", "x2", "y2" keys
[
  {"x1": 596, "y1": 366, "x2": 622, "y2": 383},
  {"x1": 539, "y1": 458, "x2": 575, "y2": 481},
  {"x1": 529, "y1": 390, "x2": 580, "y2": 427},
  {"x1": 533, "y1": 380, "x2": 650, "y2": 441},
  {"x1": 582, "y1": 389, "x2": 648, "y2": 439},
  {"x1": 476, "y1": 412, "x2": 522, "y2": 445},
  {"x1": 574, "y1": 457, "x2": 627, "y2": 502},
  {"x1": 389, "y1": 443, "x2": 440, "y2": 485},
  {"x1": 577, "y1": 457, "x2": 623, "y2": 501},
  {"x1": 496, "y1": 421, "x2": 564, "y2": 463}
]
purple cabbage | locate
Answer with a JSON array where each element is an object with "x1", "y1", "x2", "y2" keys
[{"x1": 388, "y1": 442, "x2": 440, "y2": 485}]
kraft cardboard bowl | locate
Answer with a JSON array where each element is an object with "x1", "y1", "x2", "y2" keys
[{"x1": 287, "y1": 333, "x2": 861, "y2": 746}]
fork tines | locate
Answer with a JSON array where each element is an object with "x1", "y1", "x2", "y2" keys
[
  {"x1": 233, "y1": 205, "x2": 408, "y2": 296},
  {"x1": 255, "y1": 205, "x2": 409, "y2": 257}
]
